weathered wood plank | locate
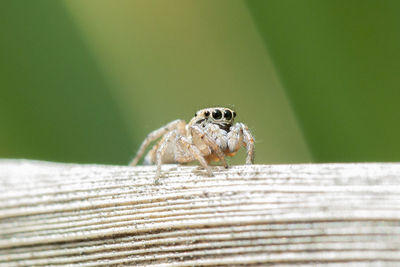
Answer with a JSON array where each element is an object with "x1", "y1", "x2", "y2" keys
[{"x1": 1, "y1": 160, "x2": 400, "y2": 266}]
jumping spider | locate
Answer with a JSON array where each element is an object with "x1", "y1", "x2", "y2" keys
[{"x1": 130, "y1": 107, "x2": 255, "y2": 182}]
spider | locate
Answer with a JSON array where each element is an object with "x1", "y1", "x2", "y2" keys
[{"x1": 130, "y1": 107, "x2": 255, "y2": 182}]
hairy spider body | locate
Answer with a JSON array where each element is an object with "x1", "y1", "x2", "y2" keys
[{"x1": 130, "y1": 107, "x2": 254, "y2": 182}]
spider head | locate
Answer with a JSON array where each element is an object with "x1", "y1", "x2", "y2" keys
[{"x1": 192, "y1": 107, "x2": 236, "y2": 131}]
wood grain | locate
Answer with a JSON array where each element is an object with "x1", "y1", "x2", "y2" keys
[{"x1": 1, "y1": 160, "x2": 400, "y2": 266}]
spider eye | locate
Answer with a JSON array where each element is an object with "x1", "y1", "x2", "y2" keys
[
  {"x1": 195, "y1": 113, "x2": 197, "y2": 117},
  {"x1": 212, "y1": 109, "x2": 222, "y2": 120},
  {"x1": 204, "y1": 111, "x2": 210, "y2": 117},
  {"x1": 224, "y1": 110, "x2": 232, "y2": 120},
  {"x1": 233, "y1": 111, "x2": 237, "y2": 118}
]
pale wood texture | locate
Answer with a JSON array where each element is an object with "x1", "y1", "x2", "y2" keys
[{"x1": 1, "y1": 160, "x2": 400, "y2": 266}]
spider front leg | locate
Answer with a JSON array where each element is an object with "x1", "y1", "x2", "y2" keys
[
  {"x1": 240, "y1": 123, "x2": 255, "y2": 164},
  {"x1": 130, "y1": 119, "x2": 185, "y2": 166},
  {"x1": 228, "y1": 123, "x2": 255, "y2": 164},
  {"x1": 190, "y1": 125, "x2": 228, "y2": 168}
]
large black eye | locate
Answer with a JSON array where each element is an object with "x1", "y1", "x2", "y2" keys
[
  {"x1": 224, "y1": 110, "x2": 232, "y2": 120},
  {"x1": 212, "y1": 109, "x2": 222, "y2": 120}
]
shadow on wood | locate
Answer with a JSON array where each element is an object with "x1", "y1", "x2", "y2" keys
[{"x1": 1, "y1": 160, "x2": 400, "y2": 266}]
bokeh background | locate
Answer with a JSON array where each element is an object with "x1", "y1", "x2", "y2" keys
[{"x1": 1, "y1": 0, "x2": 400, "y2": 165}]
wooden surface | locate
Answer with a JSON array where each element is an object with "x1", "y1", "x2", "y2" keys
[{"x1": 1, "y1": 160, "x2": 400, "y2": 266}]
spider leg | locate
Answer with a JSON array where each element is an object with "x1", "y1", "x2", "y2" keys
[
  {"x1": 239, "y1": 123, "x2": 255, "y2": 164},
  {"x1": 227, "y1": 123, "x2": 243, "y2": 153},
  {"x1": 176, "y1": 136, "x2": 214, "y2": 176},
  {"x1": 154, "y1": 130, "x2": 178, "y2": 183},
  {"x1": 130, "y1": 119, "x2": 185, "y2": 166},
  {"x1": 190, "y1": 125, "x2": 228, "y2": 168}
]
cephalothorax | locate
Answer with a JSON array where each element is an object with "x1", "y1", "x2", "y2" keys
[{"x1": 130, "y1": 107, "x2": 254, "y2": 182}]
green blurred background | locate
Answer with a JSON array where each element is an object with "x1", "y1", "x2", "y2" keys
[{"x1": 1, "y1": 0, "x2": 399, "y2": 165}]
